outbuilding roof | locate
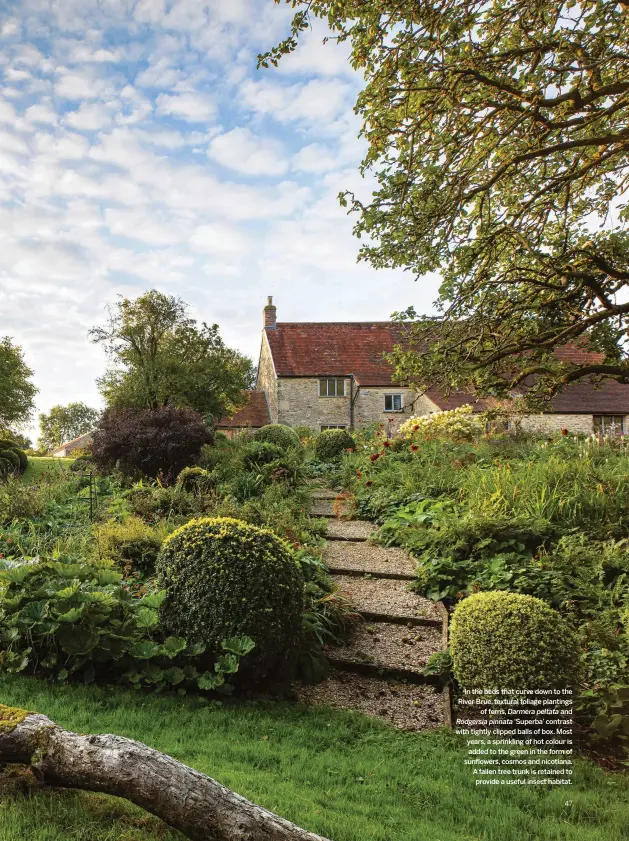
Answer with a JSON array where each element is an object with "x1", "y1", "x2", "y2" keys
[{"x1": 216, "y1": 390, "x2": 271, "y2": 429}]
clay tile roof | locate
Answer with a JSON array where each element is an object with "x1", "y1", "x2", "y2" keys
[
  {"x1": 265, "y1": 322, "x2": 405, "y2": 386},
  {"x1": 265, "y1": 322, "x2": 629, "y2": 414},
  {"x1": 216, "y1": 390, "x2": 270, "y2": 429}
]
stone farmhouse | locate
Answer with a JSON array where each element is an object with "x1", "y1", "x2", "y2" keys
[{"x1": 217, "y1": 297, "x2": 629, "y2": 437}]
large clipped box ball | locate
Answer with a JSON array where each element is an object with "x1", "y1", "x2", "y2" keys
[
  {"x1": 450, "y1": 590, "x2": 580, "y2": 690},
  {"x1": 156, "y1": 517, "x2": 304, "y2": 685}
]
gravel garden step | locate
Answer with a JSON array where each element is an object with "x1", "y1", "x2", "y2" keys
[
  {"x1": 328, "y1": 621, "x2": 442, "y2": 679},
  {"x1": 325, "y1": 519, "x2": 377, "y2": 541},
  {"x1": 310, "y1": 499, "x2": 354, "y2": 518},
  {"x1": 294, "y1": 667, "x2": 446, "y2": 731},
  {"x1": 332, "y1": 574, "x2": 441, "y2": 625},
  {"x1": 323, "y1": 541, "x2": 416, "y2": 579},
  {"x1": 311, "y1": 489, "x2": 339, "y2": 500}
]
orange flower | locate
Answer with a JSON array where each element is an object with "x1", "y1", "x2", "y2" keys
[
  {"x1": 365, "y1": 480, "x2": 373, "y2": 487},
  {"x1": 410, "y1": 444, "x2": 419, "y2": 452},
  {"x1": 561, "y1": 428, "x2": 568, "y2": 436},
  {"x1": 370, "y1": 453, "x2": 380, "y2": 462},
  {"x1": 383, "y1": 440, "x2": 392, "y2": 448}
]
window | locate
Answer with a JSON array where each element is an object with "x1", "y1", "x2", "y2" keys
[
  {"x1": 384, "y1": 393, "x2": 403, "y2": 412},
  {"x1": 321, "y1": 424, "x2": 347, "y2": 431},
  {"x1": 319, "y1": 378, "x2": 346, "y2": 397},
  {"x1": 593, "y1": 415, "x2": 625, "y2": 436}
]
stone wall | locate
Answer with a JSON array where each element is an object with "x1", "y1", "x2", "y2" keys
[
  {"x1": 518, "y1": 414, "x2": 595, "y2": 435},
  {"x1": 255, "y1": 334, "x2": 278, "y2": 424},
  {"x1": 353, "y1": 389, "x2": 437, "y2": 433},
  {"x1": 272, "y1": 379, "x2": 440, "y2": 431},
  {"x1": 277, "y1": 378, "x2": 353, "y2": 429}
]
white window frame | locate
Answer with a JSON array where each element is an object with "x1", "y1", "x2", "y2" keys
[
  {"x1": 319, "y1": 378, "x2": 346, "y2": 398},
  {"x1": 384, "y1": 393, "x2": 404, "y2": 412},
  {"x1": 320, "y1": 424, "x2": 347, "y2": 431}
]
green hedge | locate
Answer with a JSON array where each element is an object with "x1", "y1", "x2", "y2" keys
[{"x1": 450, "y1": 591, "x2": 580, "y2": 689}]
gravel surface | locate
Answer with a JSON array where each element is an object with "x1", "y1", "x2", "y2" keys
[
  {"x1": 330, "y1": 621, "x2": 442, "y2": 675},
  {"x1": 332, "y1": 575, "x2": 441, "y2": 622},
  {"x1": 294, "y1": 668, "x2": 445, "y2": 731},
  {"x1": 323, "y1": 541, "x2": 417, "y2": 577},
  {"x1": 326, "y1": 520, "x2": 377, "y2": 540},
  {"x1": 311, "y1": 489, "x2": 339, "y2": 500},
  {"x1": 310, "y1": 500, "x2": 336, "y2": 517}
]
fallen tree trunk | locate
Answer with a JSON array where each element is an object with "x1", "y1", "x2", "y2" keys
[{"x1": 0, "y1": 705, "x2": 330, "y2": 841}]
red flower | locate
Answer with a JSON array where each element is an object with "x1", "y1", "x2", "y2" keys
[
  {"x1": 412, "y1": 424, "x2": 419, "y2": 431},
  {"x1": 383, "y1": 440, "x2": 392, "y2": 448},
  {"x1": 561, "y1": 428, "x2": 568, "y2": 436},
  {"x1": 410, "y1": 444, "x2": 419, "y2": 452},
  {"x1": 356, "y1": 470, "x2": 362, "y2": 478},
  {"x1": 388, "y1": 418, "x2": 394, "y2": 423},
  {"x1": 365, "y1": 480, "x2": 373, "y2": 487},
  {"x1": 370, "y1": 453, "x2": 380, "y2": 462}
]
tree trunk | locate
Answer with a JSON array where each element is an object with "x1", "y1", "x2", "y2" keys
[{"x1": 0, "y1": 708, "x2": 330, "y2": 841}]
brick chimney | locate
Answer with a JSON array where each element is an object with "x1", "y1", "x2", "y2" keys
[{"x1": 263, "y1": 295, "x2": 277, "y2": 330}]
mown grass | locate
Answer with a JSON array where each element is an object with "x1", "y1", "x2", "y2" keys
[
  {"x1": 1, "y1": 675, "x2": 628, "y2": 841},
  {"x1": 22, "y1": 457, "x2": 75, "y2": 483}
]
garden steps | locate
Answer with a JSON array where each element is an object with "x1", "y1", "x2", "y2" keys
[
  {"x1": 309, "y1": 499, "x2": 354, "y2": 518},
  {"x1": 331, "y1": 574, "x2": 441, "y2": 627},
  {"x1": 323, "y1": 541, "x2": 417, "y2": 579},
  {"x1": 294, "y1": 667, "x2": 447, "y2": 731},
  {"x1": 304, "y1": 487, "x2": 450, "y2": 726},
  {"x1": 310, "y1": 488, "x2": 339, "y2": 500},
  {"x1": 325, "y1": 519, "x2": 377, "y2": 541},
  {"x1": 328, "y1": 621, "x2": 442, "y2": 679}
]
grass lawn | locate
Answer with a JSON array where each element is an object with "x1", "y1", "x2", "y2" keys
[
  {"x1": 22, "y1": 457, "x2": 75, "y2": 483},
  {"x1": 0, "y1": 676, "x2": 628, "y2": 841}
]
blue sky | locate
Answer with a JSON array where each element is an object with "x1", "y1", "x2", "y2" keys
[{"x1": 0, "y1": 0, "x2": 440, "y2": 439}]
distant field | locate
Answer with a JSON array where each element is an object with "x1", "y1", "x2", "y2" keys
[{"x1": 23, "y1": 456, "x2": 75, "y2": 482}]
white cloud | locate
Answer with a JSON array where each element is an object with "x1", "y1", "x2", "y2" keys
[
  {"x1": 0, "y1": 100, "x2": 17, "y2": 124},
  {"x1": 105, "y1": 207, "x2": 188, "y2": 246},
  {"x1": 25, "y1": 103, "x2": 58, "y2": 125},
  {"x1": 68, "y1": 45, "x2": 122, "y2": 63},
  {"x1": 189, "y1": 222, "x2": 249, "y2": 254},
  {"x1": 134, "y1": 0, "x2": 166, "y2": 24},
  {"x1": 65, "y1": 102, "x2": 114, "y2": 131},
  {"x1": 156, "y1": 91, "x2": 215, "y2": 122},
  {"x1": 240, "y1": 78, "x2": 352, "y2": 125},
  {"x1": 55, "y1": 68, "x2": 113, "y2": 100},
  {"x1": 208, "y1": 127, "x2": 287, "y2": 176},
  {"x1": 135, "y1": 56, "x2": 184, "y2": 88}
]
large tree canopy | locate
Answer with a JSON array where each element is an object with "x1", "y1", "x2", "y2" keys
[
  {"x1": 90, "y1": 290, "x2": 255, "y2": 422},
  {"x1": 0, "y1": 337, "x2": 37, "y2": 429},
  {"x1": 38, "y1": 402, "x2": 100, "y2": 453},
  {"x1": 262, "y1": 0, "x2": 629, "y2": 403}
]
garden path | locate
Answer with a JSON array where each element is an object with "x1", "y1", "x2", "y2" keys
[{"x1": 295, "y1": 489, "x2": 450, "y2": 731}]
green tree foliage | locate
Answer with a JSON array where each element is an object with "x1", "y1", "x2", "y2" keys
[
  {"x1": 38, "y1": 402, "x2": 100, "y2": 453},
  {"x1": 90, "y1": 290, "x2": 255, "y2": 422},
  {"x1": 0, "y1": 338, "x2": 37, "y2": 428},
  {"x1": 262, "y1": 1, "x2": 629, "y2": 404}
]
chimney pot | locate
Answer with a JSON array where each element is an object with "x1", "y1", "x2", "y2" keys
[{"x1": 264, "y1": 296, "x2": 277, "y2": 330}]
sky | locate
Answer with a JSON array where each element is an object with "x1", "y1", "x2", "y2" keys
[{"x1": 0, "y1": 0, "x2": 440, "y2": 442}]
